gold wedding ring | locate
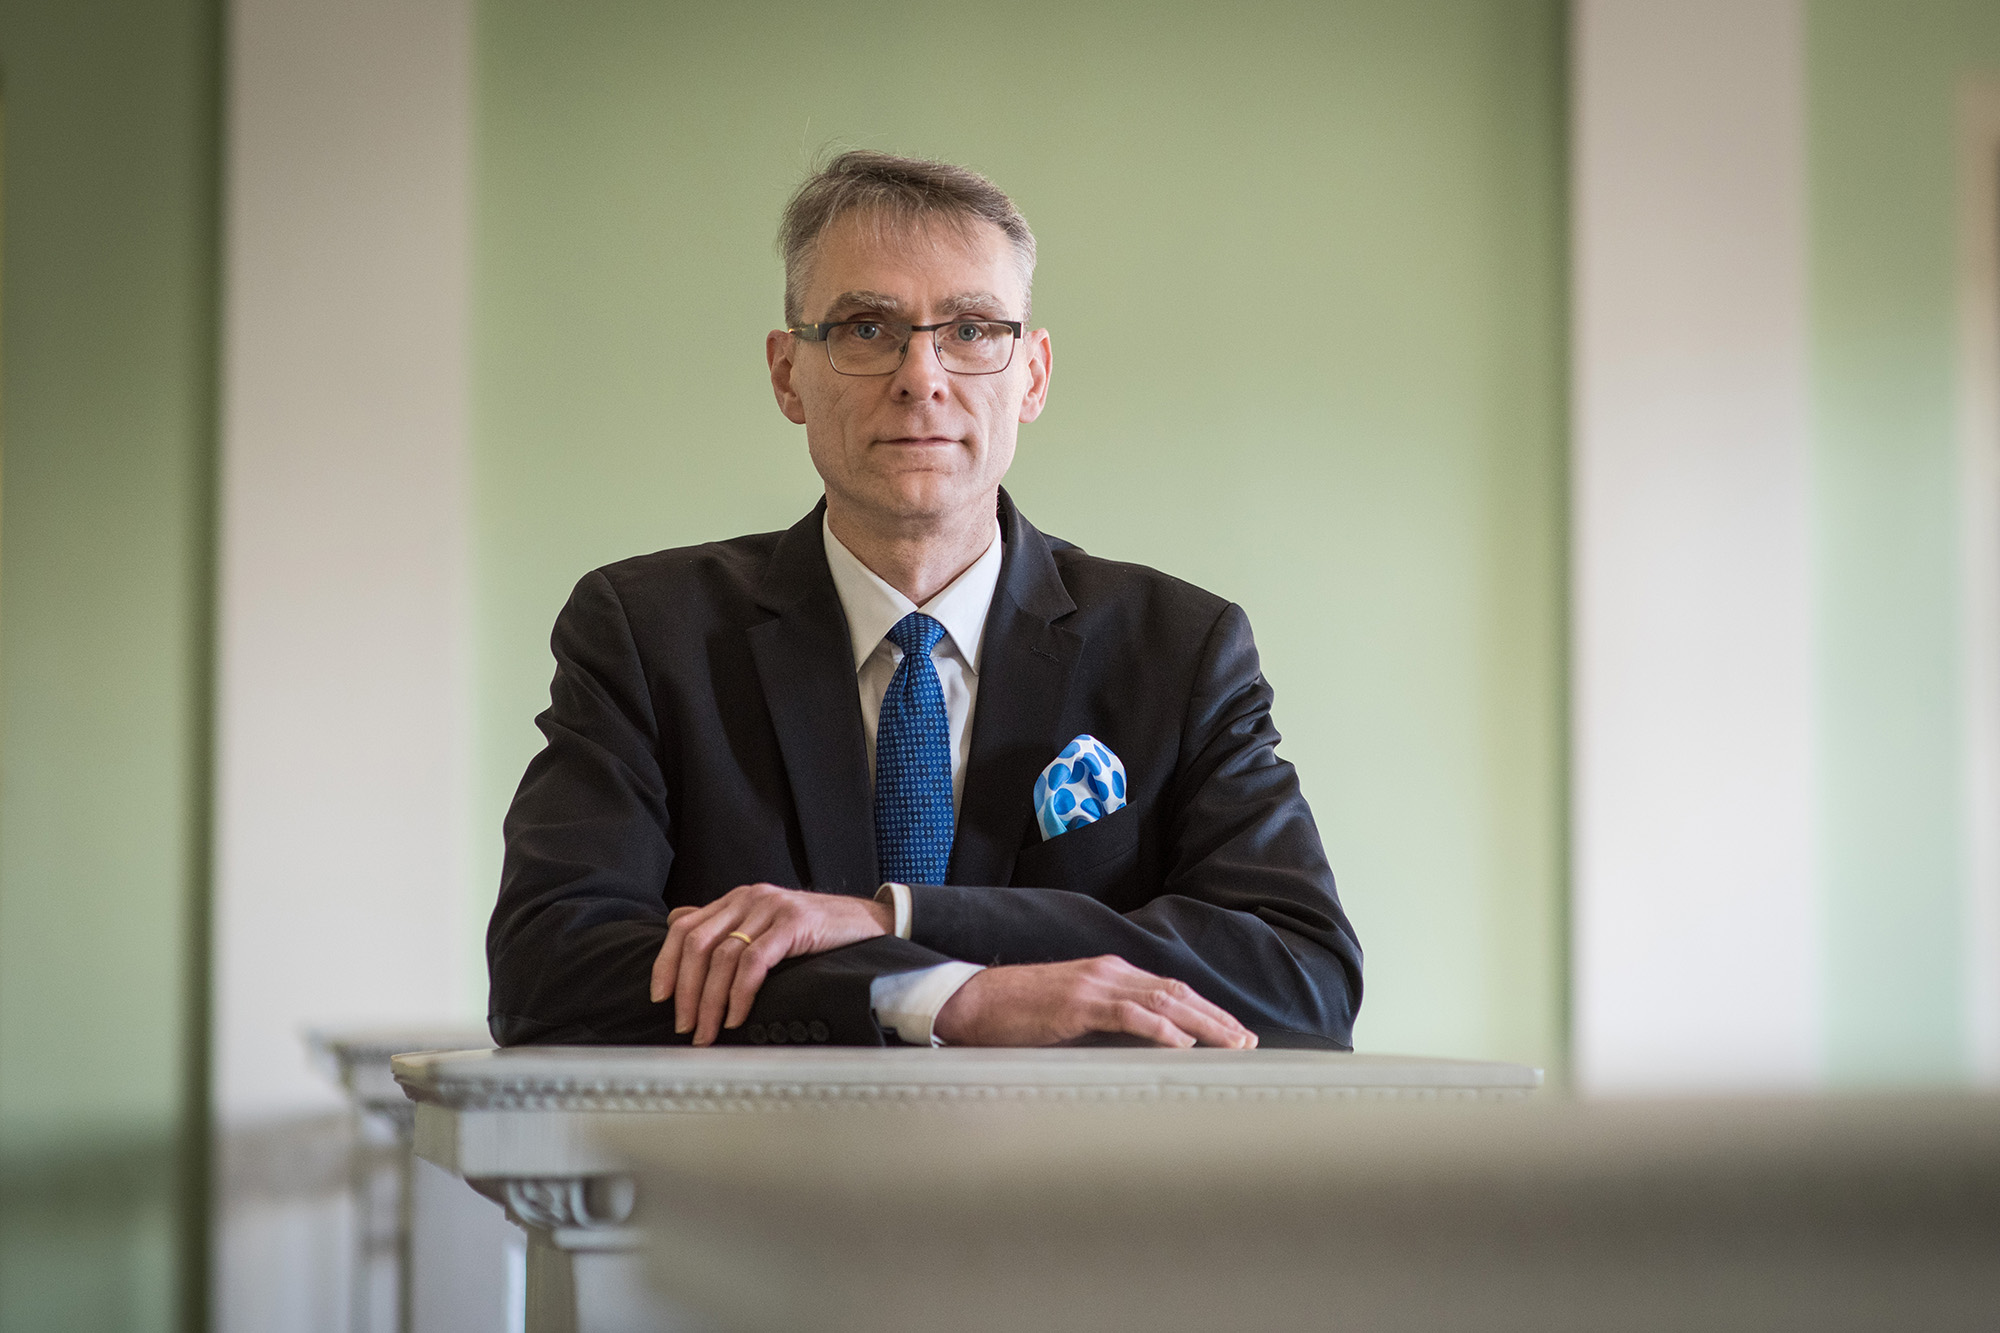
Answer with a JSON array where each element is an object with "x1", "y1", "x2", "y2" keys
[{"x1": 727, "y1": 930, "x2": 755, "y2": 947}]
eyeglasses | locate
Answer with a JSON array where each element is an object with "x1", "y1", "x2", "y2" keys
[{"x1": 788, "y1": 318, "x2": 1024, "y2": 376}]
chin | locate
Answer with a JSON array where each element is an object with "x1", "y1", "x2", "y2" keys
[
  {"x1": 872, "y1": 474, "x2": 966, "y2": 514},
  {"x1": 830, "y1": 465, "x2": 996, "y2": 531}
]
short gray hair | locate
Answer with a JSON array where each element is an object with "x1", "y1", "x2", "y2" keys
[{"x1": 778, "y1": 150, "x2": 1037, "y2": 326}]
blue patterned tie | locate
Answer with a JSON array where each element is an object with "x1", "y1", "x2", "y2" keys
[{"x1": 875, "y1": 612, "x2": 953, "y2": 885}]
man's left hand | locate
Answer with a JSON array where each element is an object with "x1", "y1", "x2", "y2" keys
[{"x1": 649, "y1": 884, "x2": 892, "y2": 1046}]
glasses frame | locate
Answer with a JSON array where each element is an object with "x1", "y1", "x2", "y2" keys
[{"x1": 788, "y1": 318, "x2": 1026, "y2": 377}]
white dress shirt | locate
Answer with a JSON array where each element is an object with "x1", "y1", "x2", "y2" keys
[{"x1": 823, "y1": 515, "x2": 997, "y2": 1045}]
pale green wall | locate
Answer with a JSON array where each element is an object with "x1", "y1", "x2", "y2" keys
[
  {"x1": 474, "y1": 0, "x2": 1569, "y2": 1071},
  {"x1": 1808, "y1": 0, "x2": 2000, "y2": 1084},
  {"x1": 0, "y1": 1, "x2": 219, "y2": 1328}
]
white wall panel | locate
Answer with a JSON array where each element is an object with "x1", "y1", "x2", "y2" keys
[
  {"x1": 215, "y1": 0, "x2": 478, "y2": 1323},
  {"x1": 215, "y1": 0, "x2": 474, "y2": 1117},
  {"x1": 1571, "y1": 0, "x2": 1819, "y2": 1091}
]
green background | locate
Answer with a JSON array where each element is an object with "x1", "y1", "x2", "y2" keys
[
  {"x1": 0, "y1": 0, "x2": 218, "y2": 1329},
  {"x1": 1808, "y1": 0, "x2": 2000, "y2": 1084},
  {"x1": 472, "y1": 0, "x2": 1572, "y2": 1076}
]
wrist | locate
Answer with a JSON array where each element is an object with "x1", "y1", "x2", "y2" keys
[
  {"x1": 932, "y1": 968, "x2": 984, "y2": 1044},
  {"x1": 872, "y1": 881, "x2": 913, "y2": 939}
]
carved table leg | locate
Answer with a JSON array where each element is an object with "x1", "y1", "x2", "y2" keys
[{"x1": 468, "y1": 1176, "x2": 709, "y2": 1333}]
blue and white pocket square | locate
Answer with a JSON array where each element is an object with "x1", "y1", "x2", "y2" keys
[{"x1": 1033, "y1": 735, "x2": 1128, "y2": 840}]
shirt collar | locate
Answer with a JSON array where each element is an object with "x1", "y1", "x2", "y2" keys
[{"x1": 822, "y1": 512, "x2": 1003, "y2": 675}]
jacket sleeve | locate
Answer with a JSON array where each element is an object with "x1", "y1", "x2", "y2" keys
[
  {"x1": 485, "y1": 570, "x2": 952, "y2": 1047},
  {"x1": 906, "y1": 602, "x2": 1363, "y2": 1047}
]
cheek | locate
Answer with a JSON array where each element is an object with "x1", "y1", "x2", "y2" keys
[
  {"x1": 971, "y1": 413, "x2": 1019, "y2": 478},
  {"x1": 800, "y1": 382, "x2": 866, "y2": 445},
  {"x1": 800, "y1": 407, "x2": 853, "y2": 471},
  {"x1": 972, "y1": 384, "x2": 1028, "y2": 447}
]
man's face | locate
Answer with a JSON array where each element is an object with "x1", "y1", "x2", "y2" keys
[{"x1": 767, "y1": 211, "x2": 1052, "y2": 536}]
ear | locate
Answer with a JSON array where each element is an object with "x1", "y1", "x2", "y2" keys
[
  {"x1": 767, "y1": 329, "x2": 808, "y2": 425},
  {"x1": 1016, "y1": 327, "x2": 1053, "y2": 424}
]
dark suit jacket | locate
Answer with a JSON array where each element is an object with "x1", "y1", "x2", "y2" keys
[{"x1": 487, "y1": 489, "x2": 1362, "y2": 1048}]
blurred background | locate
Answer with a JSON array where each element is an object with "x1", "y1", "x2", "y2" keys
[{"x1": 0, "y1": 0, "x2": 1996, "y2": 1327}]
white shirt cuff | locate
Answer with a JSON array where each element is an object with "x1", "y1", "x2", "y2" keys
[
  {"x1": 874, "y1": 881, "x2": 913, "y2": 939},
  {"x1": 868, "y1": 961, "x2": 985, "y2": 1046}
]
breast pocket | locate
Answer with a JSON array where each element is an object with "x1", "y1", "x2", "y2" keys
[{"x1": 1010, "y1": 804, "x2": 1141, "y2": 890}]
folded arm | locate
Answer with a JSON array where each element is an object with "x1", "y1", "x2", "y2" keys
[
  {"x1": 486, "y1": 570, "x2": 951, "y2": 1047},
  {"x1": 910, "y1": 602, "x2": 1363, "y2": 1047}
]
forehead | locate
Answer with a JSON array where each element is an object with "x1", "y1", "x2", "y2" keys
[{"x1": 802, "y1": 210, "x2": 1025, "y2": 316}]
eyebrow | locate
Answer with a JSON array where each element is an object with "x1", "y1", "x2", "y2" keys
[{"x1": 821, "y1": 290, "x2": 1015, "y2": 321}]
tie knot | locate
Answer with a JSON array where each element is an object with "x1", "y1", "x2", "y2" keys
[{"x1": 887, "y1": 612, "x2": 946, "y2": 659}]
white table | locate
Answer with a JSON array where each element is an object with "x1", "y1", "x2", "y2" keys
[
  {"x1": 605, "y1": 1089, "x2": 2000, "y2": 1333},
  {"x1": 395, "y1": 1046, "x2": 1542, "y2": 1332}
]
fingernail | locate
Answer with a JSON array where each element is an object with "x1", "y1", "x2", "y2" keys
[
  {"x1": 650, "y1": 986, "x2": 663, "y2": 1003},
  {"x1": 675, "y1": 1017, "x2": 691, "y2": 1034}
]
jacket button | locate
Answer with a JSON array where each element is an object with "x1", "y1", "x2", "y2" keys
[
  {"x1": 808, "y1": 1020, "x2": 829, "y2": 1043},
  {"x1": 768, "y1": 1023, "x2": 788, "y2": 1043},
  {"x1": 746, "y1": 1023, "x2": 767, "y2": 1044},
  {"x1": 787, "y1": 1021, "x2": 810, "y2": 1043}
]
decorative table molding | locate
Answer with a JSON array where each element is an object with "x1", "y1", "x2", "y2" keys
[
  {"x1": 397, "y1": 1045, "x2": 1539, "y2": 1118},
  {"x1": 395, "y1": 1047, "x2": 1542, "y2": 1333},
  {"x1": 314, "y1": 1027, "x2": 494, "y2": 1132}
]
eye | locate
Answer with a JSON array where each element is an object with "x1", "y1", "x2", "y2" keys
[
  {"x1": 951, "y1": 322, "x2": 985, "y2": 342},
  {"x1": 849, "y1": 322, "x2": 883, "y2": 341}
]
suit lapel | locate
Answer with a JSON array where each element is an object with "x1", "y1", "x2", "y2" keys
[
  {"x1": 949, "y1": 491, "x2": 1082, "y2": 889},
  {"x1": 747, "y1": 502, "x2": 879, "y2": 896}
]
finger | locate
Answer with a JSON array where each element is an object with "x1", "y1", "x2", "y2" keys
[
  {"x1": 1154, "y1": 993, "x2": 1252, "y2": 1048},
  {"x1": 673, "y1": 906, "x2": 744, "y2": 1033},
  {"x1": 1109, "y1": 998, "x2": 1197, "y2": 1048},
  {"x1": 705, "y1": 903, "x2": 780, "y2": 1032},
  {"x1": 1148, "y1": 985, "x2": 1251, "y2": 1049},
  {"x1": 1143, "y1": 981, "x2": 1254, "y2": 1049},
  {"x1": 651, "y1": 906, "x2": 707, "y2": 1004},
  {"x1": 694, "y1": 933, "x2": 751, "y2": 1046},
  {"x1": 723, "y1": 915, "x2": 790, "y2": 1029},
  {"x1": 655, "y1": 900, "x2": 729, "y2": 1007},
  {"x1": 652, "y1": 904, "x2": 708, "y2": 996},
  {"x1": 690, "y1": 897, "x2": 785, "y2": 1043},
  {"x1": 1086, "y1": 958, "x2": 1252, "y2": 1048}
]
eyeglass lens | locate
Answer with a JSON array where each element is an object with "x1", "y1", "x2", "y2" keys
[{"x1": 826, "y1": 321, "x2": 1016, "y2": 375}]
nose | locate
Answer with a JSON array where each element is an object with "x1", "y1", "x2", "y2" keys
[{"x1": 887, "y1": 328, "x2": 950, "y2": 402}]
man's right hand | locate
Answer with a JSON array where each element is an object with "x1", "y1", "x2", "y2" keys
[{"x1": 932, "y1": 956, "x2": 1257, "y2": 1049}]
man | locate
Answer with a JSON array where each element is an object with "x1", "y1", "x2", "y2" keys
[{"x1": 487, "y1": 152, "x2": 1361, "y2": 1050}]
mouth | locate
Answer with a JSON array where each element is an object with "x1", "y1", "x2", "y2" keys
[{"x1": 879, "y1": 435, "x2": 960, "y2": 447}]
